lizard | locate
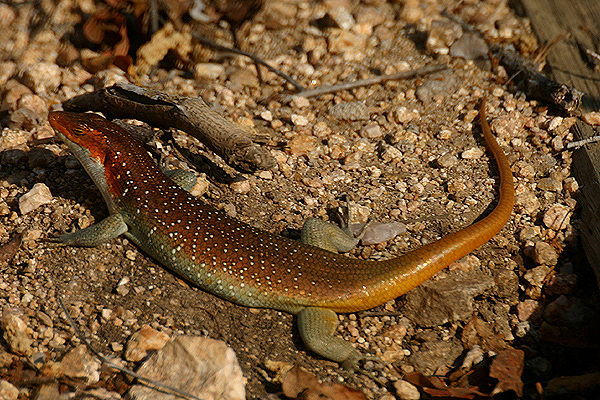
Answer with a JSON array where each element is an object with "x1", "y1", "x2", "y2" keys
[{"x1": 48, "y1": 98, "x2": 514, "y2": 370}]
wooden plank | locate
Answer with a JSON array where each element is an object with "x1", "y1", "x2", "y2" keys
[{"x1": 518, "y1": 0, "x2": 600, "y2": 286}]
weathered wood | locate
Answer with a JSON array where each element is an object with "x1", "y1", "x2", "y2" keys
[
  {"x1": 518, "y1": 0, "x2": 600, "y2": 286},
  {"x1": 63, "y1": 84, "x2": 276, "y2": 173}
]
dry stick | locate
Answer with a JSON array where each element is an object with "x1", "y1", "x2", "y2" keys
[
  {"x1": 567, "y1": 135, "x2": 600, "y2": 149},
  {"x1": 279, "y1": 64, "x2": 447, "y2": 103},
  {"x1": 193, "y1": 33, "x2": 304, "y2": 91},
  {"x1": 58, "y1": 297, "x2": 202, "y2": 400}
]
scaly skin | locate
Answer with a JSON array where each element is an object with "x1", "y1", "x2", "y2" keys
[{"x1": 49, "y1": 99, "x2": 514, "y2": 369}]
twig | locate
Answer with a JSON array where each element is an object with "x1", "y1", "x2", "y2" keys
[
  {"x1": 279, "y1": 64, "x2": 447, "y2": 103},
  {"x1": 566, "y1": 135, "x2": 600, "y2": 149},
  {"x1": 63, "y1": 84, "x2": 276, "y2": 172},
  {"x1": 359, "y1": 311, "x2": 404, "y2": 317},
  {"x1": 193, "y1": 33, "x2": 304, "y2": 91},
  {"x1": 58, "y1": 297, "x2": 202, "y2": 400},
  {"x1": 441, "y1": 9, "x2": 583, "y2": 114}
]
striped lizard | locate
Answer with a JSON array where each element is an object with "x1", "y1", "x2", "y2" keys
[{"x1": 49, "y1": 99, "x2": 514, "y2": 370}]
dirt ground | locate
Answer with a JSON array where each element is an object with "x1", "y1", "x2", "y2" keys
[{"x1": 1, "y1": 0, "x2": 599, "y2": 399}]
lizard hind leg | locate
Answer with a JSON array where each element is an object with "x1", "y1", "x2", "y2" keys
[{"x1": 297, "y1": 307, "x2": 364, "y2": 371}]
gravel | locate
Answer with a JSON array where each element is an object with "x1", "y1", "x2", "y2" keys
[{"x1": 0, "y1": 0, "x2": 598, "y2": 398}]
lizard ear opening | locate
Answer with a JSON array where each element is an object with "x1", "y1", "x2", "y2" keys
[{"x1": 72, "y1": 123, "x2": 91, "y2": 136}]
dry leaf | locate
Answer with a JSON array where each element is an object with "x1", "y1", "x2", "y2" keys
[
  {"x1": 282, "y1": 364, "x2": 366, "y2": 400},
  {"x1": 489, "y1": 348, "x2": 524, "y2": 397},
  {"x1": 81, "y1": 8, "x2": 131, "y2": 74},
  {"x1": 403, "y1": 372, "x2": 487, "y2": 399}
]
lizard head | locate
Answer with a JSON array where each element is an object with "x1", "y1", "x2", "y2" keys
[
  {"x1": 49, "y1": 111, "x2": 148, "y2": 211},
  {"x1": 49, "y1": 112, "x2": 123, "y2": 163}
]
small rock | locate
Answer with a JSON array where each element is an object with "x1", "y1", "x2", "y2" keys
[
  {"x1": 582, "y1": 111, "x2": 600, "y2": 125},
  {"x1": 380, "y1": 145, "x2": 403, "y2": 163},
  {"x1": 260, "y1": 110, "x2": 273, "y2": 121},
  {"x1": 436, "y1": 153, "x2": 459, "y2": 168},
  {"x1": 393, "y1": 379, "x2": 420, "y2": 400},
  {"x1": 545, "y1": 272, "x2": 577, "y2": 296},
  {"x1": 0, "y1": 379, "x2": 19, "y2": 400},
  {"x1": 51, "y1": 345, "x2": 101, "y2": 385},
  {"x1": 327, "y1": 29, "x2": 366, "y2": 59},
  {"x1": 514, "y1": 161, "x2": 536, "y2": 179},
  {"x1": 461, "y1": 147, "x2": 484, "y2": 159},
  {"x1": 290, "y1": 114, "x2": 308, "y2": 126},
  {"x1": 349, "y1": 203, "x2": 371, "y2": 224},
  {"x1": 116, "y1": 285, "x2": 130, "y2": 296},
  {"x1": 324, "y1": 3, "x2": 355, "y2": 30},
  {"x1": 36, "y1": 311, "x2": 53, "y2": 327},
  {"x1": 288, "y1": 135, "x2": 318, "y2": 155},
  {"x1": 257, "y1": 170, "x2": 273, "y2": 180},
  {"x1": 112, "y1": 342, "x2": 124, "y2": 352},
  {"x1": 352, "y1": 221, "x2": 406, "y2": 245},
  {"x1": 531, "y1": 242, "x2": 558, "y2": 266},
  {"x1": 129, "y1": 336, "x2": 245, "y2": 400},
  {"x1": 17, "y1": 94, "x2": 47, "y2": 116},
  {"x1": 515, "y1": 185, "x2": 541, "y2": 214},
  {"x1": 492, "y1": 268, "x2": 519, "y2": 303},
  {"x1": 489, "y1": 111, "x2": 527, "y2": 141},
  {"x1": 189, "y1": 175, "x2": 209, "y2": 197},
  {"x1": 514, "y1": 321, "x2": 531, "y2": 338},
  {"x1": 20, "y1": 62, "x2": 62, "y2": 94},
  {"x1": 427, "y1": 20, "x2": 462, "y2": 54},
  {"x1": 329, "y1": 101, "x2": 369, "y2": 121},
  {"x1": 563, "y1": 177, "x2": 579, "y2": 195},
  {"x1": 1, "y1": 80, "x2": 33, "y2": 112},
  {"x1": 391, "y1": 106, "x2": 420, "y2": 124},
  {"x1": 0, "y1": 128, "x2": 32, "y2": 149},
  {"x1": 403, "y1": 271, "x2": 495, "y2": 327},
  {"x1": 542, "y1": 204, "x2": 570, "y2": 231},
  {"x1": 448, "y1": 254, "x2": 480, "y2": 272},
  {"x1": 126, "y1": 325, "x2": 170, "y2": 362},
  {"x1": 311, "y1": 122, "x2": 331, "y2": 139},
  {"x1": 9, "y1": 107, "x2": 43, "y2": 130},
  {"x1": 1, "y1": 311, "x2": 33, "y2": 356},
  {"x1": 230, "y1": 178, "x2": 251, "y2": 194},
  {"x1": 84, "y1": 388, "x2": 123, "y2": 400},
  {"x1": 409, "y1": 339, "x2": 463, "y2": 375},
  {"x1": 193, "y1": 63, "x2": 224, "y2": 80},
  {"x1": 360, "y1": 123, "x2": 383, "y2": 139},
  {"x1": 519, "y1": 226, "x2": 540, "y2": 242},
  {"x1": 290, "y1": 96, "x2": 310, "y2": 108},
  {"x1": 537, "y1": 177, "x2": 562, "y2": 192},
  {"x1": 450, "y1": 32, "x2": 488, "y2": 60},
  {"x1": 18, "y1": 183, "x2": 53, "y2": 214},
  {"x1": 125, "y1": 250, "x2": 136, "y2": 261},
  {"x1": 34, "y1": 383, "x2": 60, "y2": 400},
  {"x1": 524, "y1": 265, "x2": 551, "y2": 287},
  {"x1": 516, "y1": 299, "x2": 543, "y2": 324}
]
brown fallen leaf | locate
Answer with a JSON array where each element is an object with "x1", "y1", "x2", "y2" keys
[
  {"x1": 489, "y1": 348, "x2": 524, "y2": 397},
  {"x1": 282, "y1": 363, "x2": 366, "y2": 400},
  {"x1": 81, "y1": 8, "x2": 132, "y2": 74},
  {"x1": 403, "y1": 372, "x2": 488, "y2": 399}
]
